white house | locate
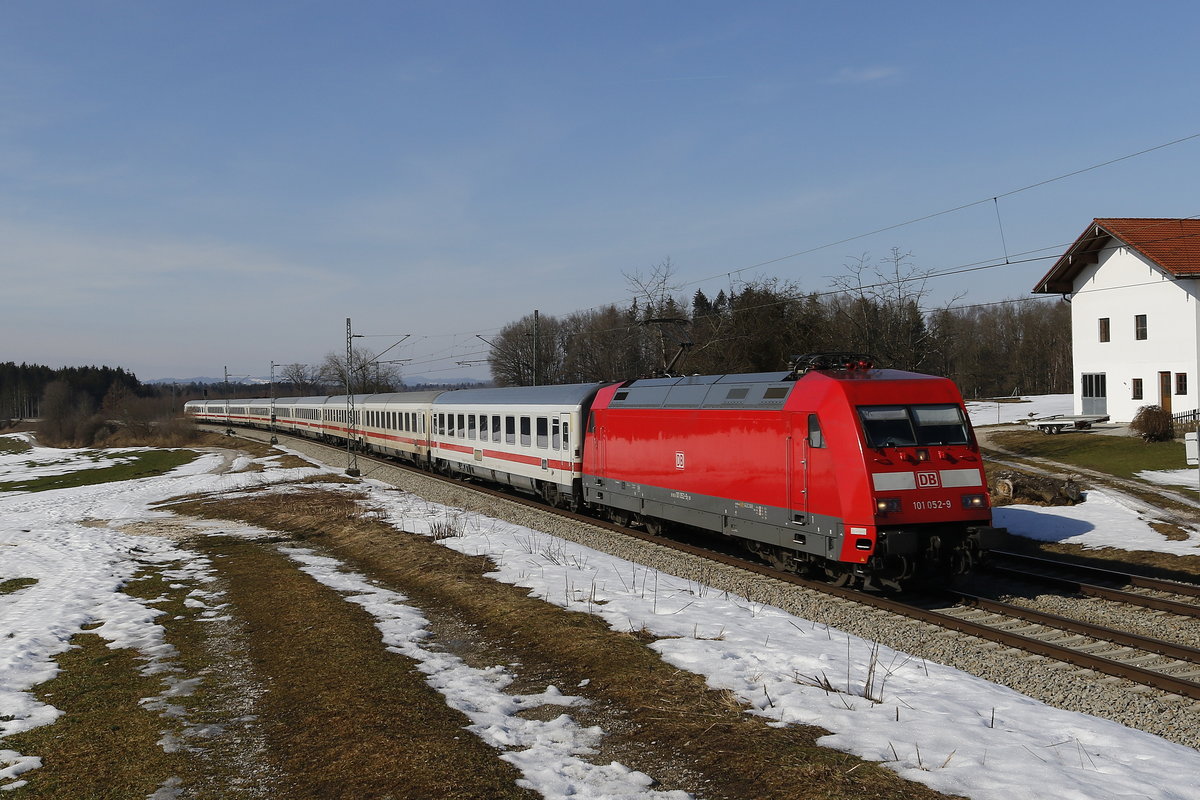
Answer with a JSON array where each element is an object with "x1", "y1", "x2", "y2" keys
[{"x1": 1033, "y1": 218, "x2": 1200, "y2": 423}]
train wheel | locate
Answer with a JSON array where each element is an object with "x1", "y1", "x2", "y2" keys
[
  {"x1": 609, "y1": 509, "x2": 632, "y2": 527},
  {"x1": 643, "y1": 517, "x2": 665, "y2": 537},
  {"x1": 539, "y1": 482, "x2": 561, "y2": 508},
  {"x1": 824, "y1": 566, "x2": 854, "y2": 587}
]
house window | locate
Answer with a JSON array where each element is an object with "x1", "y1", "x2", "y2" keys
[
  {"x1": 1132, "y1": 379, "x2": 1143, "y2": 400},
  {"x1": 1098, "y1": 318, "x2": 1110, "y2": 342},
  {"x1": 1177, "y1": 373, "x2": 1188, "y2": 395},
  {"x1": 1134, "y1": 314, "x2": 1147, "y2": 340}
]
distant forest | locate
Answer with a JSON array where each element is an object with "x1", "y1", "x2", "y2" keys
[
  {"x1": 0, "y1": 362, "x2": 144, "y2": 420},
  {"x1": 484, "y1": 257, "x2": 1072, "y2": 399}
]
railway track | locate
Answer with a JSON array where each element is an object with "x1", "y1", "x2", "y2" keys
[
  {"x1": 210, "y1": 424, "x2": 1200, "y2": 702},
  {"x1": 987, "y1": 549, "x2": 1200, "y2": 616}
]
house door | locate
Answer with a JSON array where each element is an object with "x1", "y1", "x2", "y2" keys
[
  {"x1": 1081, "y1": 373, "x2": 1107, "y2": 415},
  {"x1": 1159, "y1": 372, "x2": 1173, "y2": 413}
]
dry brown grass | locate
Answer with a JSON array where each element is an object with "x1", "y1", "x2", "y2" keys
[
  {"x1": 171, "y1": 486, "x2": 956, "y2": 800},
  {"x1": 0, "y1": 578, "x2": 36, "y2": 594},
  {"x1": 188, "y1": 534, "x2": 538, "y2": 800},
  {"x1": 1148, "y1": 521, "x2": 1192, "y2": 542},
  {"x1": 2, "y1": 634, "x2": 184, "y2": 799},
  {"x1": 999, "y1": 534, "x2": 1200, "y2": 584}
]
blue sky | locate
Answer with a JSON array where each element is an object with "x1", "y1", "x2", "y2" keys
[{"x1": 4, "y1": 1, "x2": 1200, "y2": 382}]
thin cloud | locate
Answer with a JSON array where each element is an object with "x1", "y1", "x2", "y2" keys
[{"x1": 828, "y1": 66, "x2": 900, "y2": 84}]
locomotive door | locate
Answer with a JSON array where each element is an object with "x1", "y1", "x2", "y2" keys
[
  {"x1": 788, "y1": 414, "x2": 812, "y2": 523},
  {"x1": 556, "y1": 412, "x2": 573, "y2": 474}
]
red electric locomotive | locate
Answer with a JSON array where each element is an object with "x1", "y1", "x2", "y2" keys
[{"x1": 581, "y1": 354, "x2": 1005, "y2": 589}]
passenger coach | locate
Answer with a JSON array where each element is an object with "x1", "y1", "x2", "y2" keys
[{"x1": 427, "y1": 383, "x2": 604, "y2": 507}]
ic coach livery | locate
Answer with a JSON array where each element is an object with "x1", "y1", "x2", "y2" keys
[{"x1": 186, "y1": 354, "x2": 1004, "y2": 589}]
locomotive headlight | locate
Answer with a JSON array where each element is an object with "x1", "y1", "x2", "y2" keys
[
  {"x1": 961, "y1": 494, "x2": 988, "y2": 509},
  {"x1": 875, "y1": 497, "x2": 901, "y2": 515}
]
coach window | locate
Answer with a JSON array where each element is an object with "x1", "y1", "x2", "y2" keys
[
  {"x1": 505, "y1": 416, "x2": 516, "y2": 444},
  {"x1": 459, "y1": 414, "x2": 467, "y2": 437},
  {"x1": 492, "y1": 415, "x2": 502, "y2": 443},
  {"x1": 807, "y1": 414, "x2": 824, "y2": 448},
  {"x1": 468, "y1": 414, "x2": 477, "y2": 440},
  {"x1": 536, "y1": 417, "x2": 548, "y2": 448},
  {"x1": 552, "y1": 418, "x2": 561, "y2": 449},
  {"x1": 563, "y1": 421, "x2": 570, "y2": 454},
  {"x1": 520, "y1": 416, "x2": 532, "y2": 446},
  {"x1": 477, "y1": 415, "x2": 486, "y2": 440}
]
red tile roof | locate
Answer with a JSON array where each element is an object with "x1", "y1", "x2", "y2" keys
[{"x1": 1033, "y1": 218, "x2": 1200, "y2": 294}]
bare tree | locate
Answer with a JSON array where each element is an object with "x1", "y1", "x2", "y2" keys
[
  {"x1": 487, "y1": 312, "x2": 568, "y2": 387},
  {"x1": 623, "y1": 258, "x2": 691, "y2": 375},
  {"x1": 827, "y1": 248, "x2": 959, "y2": 370},
  {"x1": 280, "y1": 362, "x2": 320, "y2": 395},
  {"x1": 318, "y1": 348, "x2": 403, "y2": 395}
]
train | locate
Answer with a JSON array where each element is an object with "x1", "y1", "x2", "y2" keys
[{"x1": 184, "y1": 353, "x2": 1006, "y2": 590}]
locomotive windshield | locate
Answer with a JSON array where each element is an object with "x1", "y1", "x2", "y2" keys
[{"x1": 857, "y1": 404, "x2": 970, "y2": 448}]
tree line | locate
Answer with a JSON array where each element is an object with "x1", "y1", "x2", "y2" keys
[
  {"x1": 0, "y1": 363, "x2": 142, "y2": 421},
  {"x1": 484, "y1": 254, "x2": 1072, "y2": 398}
]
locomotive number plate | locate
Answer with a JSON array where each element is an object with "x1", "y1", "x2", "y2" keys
[{"x1": 911, "y1": 499, "x2": 953, "y2": 510}]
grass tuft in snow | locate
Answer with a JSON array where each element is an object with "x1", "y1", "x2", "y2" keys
[{"x1": 0, "y1": 577, "x2": 37, "y2": 595}]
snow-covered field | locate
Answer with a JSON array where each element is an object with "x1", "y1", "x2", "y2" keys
[
  {"x1": 1, "y1": 430, "x2": 1198, "y2": 799},
  {"x1": 964, "y1": 393, "x2": 1073, "y2": 427}
]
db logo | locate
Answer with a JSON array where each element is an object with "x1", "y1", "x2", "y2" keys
[
  {"x1": 917, "y1": 471, "x2": 940, "y2": 488},
  {"x1": 675, "y1": 451, "x2": 686, "y2": 470}
]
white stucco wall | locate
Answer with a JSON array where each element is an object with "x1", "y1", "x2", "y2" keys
[{"x1": 1069, "y1": 245, "x2": 1200, "y2": 423}]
